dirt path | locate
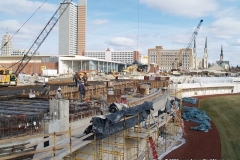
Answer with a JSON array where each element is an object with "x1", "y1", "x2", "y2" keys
[{"x1": 162, "y1": 94, "x2": 237, "y2": 159}]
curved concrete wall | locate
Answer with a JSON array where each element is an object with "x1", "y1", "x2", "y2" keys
[{"x1": 170, "y1": 83, "x2": 240, "y2": 97}]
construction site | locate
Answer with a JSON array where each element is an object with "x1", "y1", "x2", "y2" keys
[
  {"x1": 1, "y1": 0, "x2": 240, "y2": 159},
  {"x1": 0, "y1": 74, "x2": 186, "y2": 160}
]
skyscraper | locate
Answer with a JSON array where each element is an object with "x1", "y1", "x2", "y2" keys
[
  {"x1": 77, "y1": 0, "x2": 87, "y2": 55},
  {"x1": 1, "y1": 33, "x2": 13, "y2": 56},
  {"x1": 59, "y1": 2, "x2": 77, "y2": 55}
]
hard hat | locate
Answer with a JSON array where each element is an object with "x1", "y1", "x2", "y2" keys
[{"x1": 58, "y1": 87, "x2": 61, "y2": 91}]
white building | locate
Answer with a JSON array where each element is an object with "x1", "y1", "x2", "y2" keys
[
  {"x1": 12, "y1": 49, "x2": 39, "y2": 56},
  {"x1": 1, "y1": 33, "x2": 13, "y2": 56},
  {"x1": 192, "y1": 37, "x2": 208, "y2": 69},
  {"x1": 58, "y1": 55, "x2": 126, "y2": 74},
  {"x1": 59, "y1": 1, "x2": 77, "y2": 55},
  {"x1": 84, "y1": 48, "x2": 140, "y2": 64}
]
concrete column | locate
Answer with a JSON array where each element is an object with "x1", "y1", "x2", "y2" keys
[
  {"x1": 81, "y1": 60, "x2": 82, "y2": 70},
  {"x1": 72, "y1": 60, "x2": 73, "y2": 73},
  {"x1": 48, "y1": 99, "x2": 69, "y2": 133}
]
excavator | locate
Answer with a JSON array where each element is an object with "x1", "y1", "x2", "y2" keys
[{"x1": 0, "y1": 0, "x2": 72, "y2": 87}]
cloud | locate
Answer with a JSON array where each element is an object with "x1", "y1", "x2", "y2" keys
[
  {"x1": 140, "y1": 0, "x2": 218, "y2": 18},
  {"x1": 231, "y1": 39, "x2": 240, "y2": 46},
  {"x1": 213, "y1": 7, "x2": 239, "y2": 19},
  {"x1": 0, "y1": 0, "x2": 57, "y2": 15},
  {"x1": 91, "y1": 19, "x2": 109, "y2": 25},
  {"x1": 209, "y1": 17, "x2": 240, "y2": 35},
  {"x1": 0, "y1": 20, "x2": 43, "y2": 38},
  {"x1": 107, "y1": 37, "x2": 137, "y2": 48}
]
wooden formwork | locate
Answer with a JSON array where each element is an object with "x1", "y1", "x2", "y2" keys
[{"x1": 21, "y1": 80, "x2": 169, "y2": 103}]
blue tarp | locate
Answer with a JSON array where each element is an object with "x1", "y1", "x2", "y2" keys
[
  {"x1": 89, "y1": 101, "x2": 153, "y2": 140},
  {"x1": 182, "y1": 106, "x2": 211, "y2": 132},
  {"x1": 182, "y1": 97, "x2": 198, "y2": 104}
]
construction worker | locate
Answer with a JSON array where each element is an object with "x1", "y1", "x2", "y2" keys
[
  {"x1": 82, "y1": 72, "x2": 88, "y2": 86},
  {"x1": 40, "y1": 83, "x2": 50, "y2": 96},
  {"x1": 73, "y1": 72, "x2": 81, "y2": 87},
  {"x1": 79, "y1": 81, "x2": 86, "y2": 100},
  {"x1": 55, "y1": 87, "x2": 62, "y2": 99}
]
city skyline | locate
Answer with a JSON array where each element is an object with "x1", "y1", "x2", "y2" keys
[{"x1": 0, "y1": 0, "x2": 240, "y2": 66}]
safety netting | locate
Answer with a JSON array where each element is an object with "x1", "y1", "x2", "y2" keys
[
  {"x1": 182, "y1": 97, "x2": 198, "y2": 104},
  {"x1": 181, "y1": 106, "x2": 211, "y2": 132}
]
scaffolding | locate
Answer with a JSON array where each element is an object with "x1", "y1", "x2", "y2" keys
[{"x1": 65, "y1": 110, "x2": 182, "y2": 160}]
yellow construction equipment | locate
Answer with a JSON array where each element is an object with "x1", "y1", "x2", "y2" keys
[
  {"x1": 0, "y1": 67, "x2": 17, "y2": 86},
  {"x1": 122, "y1": 65, "x2": 138, "y2": 73}
]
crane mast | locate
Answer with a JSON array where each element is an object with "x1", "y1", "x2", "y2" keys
[
  {"x1": 14, "y1": 0, "x2": 72, "y2": 75},
  {"x1": 181, "y1": 19, "x2": 203, "y2": 69}
]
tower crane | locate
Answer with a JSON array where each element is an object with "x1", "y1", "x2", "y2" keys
[
  {"x1": 12, "y1": 0, "x2": 72, "y2": 75},
  {"x1": 180, "y1": 19, "x2": 203, "y2": 69}
]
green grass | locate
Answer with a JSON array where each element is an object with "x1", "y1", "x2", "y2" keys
[{"x1": 199, "y1": 95, "x2": 240, "y2": 159}]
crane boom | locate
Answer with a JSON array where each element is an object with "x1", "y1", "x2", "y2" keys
[
  {"x1": 182, "y1": 19, "x2": 203, "y2": 68},
  {"x1": 14, "y1": 0, "x2": 72, "y2": 75}
]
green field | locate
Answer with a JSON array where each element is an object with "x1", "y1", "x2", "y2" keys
[{"x1": 199, "y1": 95, "x2": 240, "y2": 159}]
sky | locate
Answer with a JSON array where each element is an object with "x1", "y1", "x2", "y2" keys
[{"x1": 0, "y1": 0, "x2": 240, "y2": 67}]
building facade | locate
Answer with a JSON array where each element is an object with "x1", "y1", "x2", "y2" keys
[
  {"x1": 192, "y1": 37, "x2": 208, "y2": 69},
  {"x1": 203, "y1": 37, "x2": 208, "y2": 69},
  {"x1": 148, "y1": 46, "x2": 193, "y2": 71},
  {"x1": 77, "y1": 0, "x2": 86, "y2": 55},
  {"x1": 0, "y1": 55, "x2": 126, "y2": 75},
  {"x1": 12, "y1": 49, "x2": 39, "y2": 56},
  {"x1": 59, "y1": 1, "x2": 78, "y2": 55},
  {"x1": 84, "y1": 49, "x2": 141, "y2": 64},
  {"x1": 1, "y1": 33, "x2": 13, "y2": 56},
  {"x1": 216, "y1": 45, "x2": 229, "y2": 70}
]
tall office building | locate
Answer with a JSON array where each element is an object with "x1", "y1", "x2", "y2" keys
[
  {"x1": 1, "y1": 33, "x2": 13, "y2": 56},
  {"x1": 59, "y1": 2, "x2": 77, "y2": 55},
  {"x1": 77, "y1": 0, "x2": 87, "y2": 55}
]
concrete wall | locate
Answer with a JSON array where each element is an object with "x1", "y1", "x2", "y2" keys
[{"x1": 170, "y1": 83, "x2": 240, "y2": 97}]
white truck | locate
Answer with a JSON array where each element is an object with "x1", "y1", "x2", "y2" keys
[{"x1": 42, "y1": 69, "x2": 58, "y2": 77}]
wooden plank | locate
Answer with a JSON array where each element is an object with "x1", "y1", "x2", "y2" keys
[
  {"x1": 33, "y1": 151, "x2": 53, "y2": 160},
  {"x1": 72, "y1": 133, "x2": 94, "y2": 145},
  {"x1": 0, "y1": 147, "x2": 54, "y2": 160},
  {"x1": 1, "y1": 143, "x2": 70, "y2": 160},
  {"x1": 0, "y1": 142, "x2": 29, "y2": 150},
  {"x1": 0, "y1": 130, "x2": 68, "y2": 144},
  {"x1": 0, "y1": 147, "x2": 36, "y2": 158}
]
